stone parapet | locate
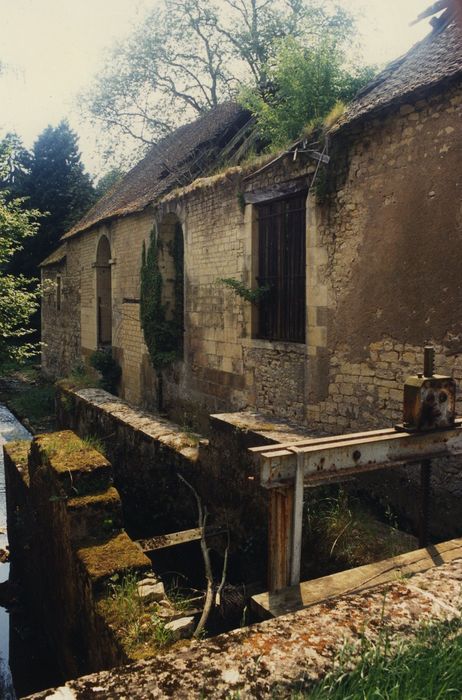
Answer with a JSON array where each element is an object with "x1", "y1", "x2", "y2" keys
[{"x1": 25, "y1": 556, "x2": 462, "y2": 699}]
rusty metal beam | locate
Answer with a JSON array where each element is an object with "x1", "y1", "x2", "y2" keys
[
  {"x1": 251, "y1": 420, "x2": 462, "y2": 489},
  {"x1": 268, "y1": 486, "x2": 294, "y2": 592}
]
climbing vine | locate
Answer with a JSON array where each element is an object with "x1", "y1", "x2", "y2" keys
[{"x1": 140, "y1": 225, "x2": 184, "y2": 371}]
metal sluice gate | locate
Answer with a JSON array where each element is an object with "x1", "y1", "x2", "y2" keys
[{"x1": 250, "y1": 346, "x2": 462, "y2": 592}]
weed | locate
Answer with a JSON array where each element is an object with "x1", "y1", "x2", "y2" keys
[
  {"x1": 82, "y1": 434, "x2": 106, "y2": 455},
  {"x1": 98, "y1": 573, "x2": 175, "y2": 658},
  {"x1": 303, "y1": 487, "x2": 416, "y2": 579},
  {"x1": 289, "y1": 615, "x2": 462, "y2": 699},
  {"x1": 166, "y1": 579, "x2": 201, "y2": 614},
  {"x1": 90, "y1": 350, "x2": 121, "y2": 394},
  {"x1": 64, "y1": 364, "x2": 98, "y2": 390},
  {"x1": 218, "y1": 278, "x2": 270, "y2": 304}
]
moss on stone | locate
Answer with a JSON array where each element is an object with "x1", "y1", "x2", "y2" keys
[
  {"x1": 67, "y1": 486, "x2": 120, "y2": 510},
  {"x1": 35, "y1": 430, "x2": 110, "y2": 474},
  {"x1": 77, "y1": 532, "x2": 151, "y2": 584},
  {"x1": 3, "y1": 439, "x2": 31, "y2": 486}
]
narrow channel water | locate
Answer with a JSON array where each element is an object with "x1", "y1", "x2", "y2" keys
[{"x1": 0, "y1": 403, "x2": 31, "y2": 699}]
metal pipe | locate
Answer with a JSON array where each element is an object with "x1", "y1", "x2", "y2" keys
[{"x1": 424, "y1": 346, "x2": 435, "y2": 377}]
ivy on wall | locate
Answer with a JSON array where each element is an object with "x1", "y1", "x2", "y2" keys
[{"x1": 140, "y1": 225, "x2": 184, "y2": 371}]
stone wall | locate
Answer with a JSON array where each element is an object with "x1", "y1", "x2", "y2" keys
[
  {"x1": 41, "y1": 257, "x2": 81, "y2": 378},
  {"x1": 4, "y1": 432, "x2": 151, "y2": 680},
  {"x1": 303, "y1": 82, "x2": 462, "y2": 535},
  {"x1": 25, "y1": 555, "x2": 462, "y2": 699}
]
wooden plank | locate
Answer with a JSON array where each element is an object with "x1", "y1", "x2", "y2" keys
[
  {"x1": 256, "y1": 423, "x2": 462, "y2": 488},
  {"x1": 137, "y1": 526, "x2": 223, "y2": 552},
  {"x1": 251, "y1": 538, "x2": 462, "y2": 620}
]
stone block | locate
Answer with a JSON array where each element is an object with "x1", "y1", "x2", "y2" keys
[
  {"x1": 137, "y1": 580, "x2": 165, "y2": 603},
  {"x1": 165, "y1": 616, "x2": 195, "y2": 640}
]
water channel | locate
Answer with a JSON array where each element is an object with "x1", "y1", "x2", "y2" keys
[{"x1": 0, "y1": 403, "x2": 31, "y2": 699}]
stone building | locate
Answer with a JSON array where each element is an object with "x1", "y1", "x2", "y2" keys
[{"x1": 42, "y1": 15, "x2": 462, "y2": 439}]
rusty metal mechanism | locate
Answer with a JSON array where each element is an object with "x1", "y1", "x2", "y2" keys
[{"x1": 400, "y1": 346, "x2": 456, "y2": 432}]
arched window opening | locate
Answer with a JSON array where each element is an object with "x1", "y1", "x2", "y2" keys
[
  {"x1": 96, "y1": 235, "x2": 112, "y2": 347},
  {"x1": 157, "y1": 214, "x2": 184, "y2": 357}
]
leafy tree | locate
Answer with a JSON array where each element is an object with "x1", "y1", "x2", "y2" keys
[
  {"x1": 241, "y1": 36, "x2": 375, "y2": 146},
  {"x1": 0, "y1": 132, "x2": 31, "y2": 195},
  {"x1": 83, "y1": 0, "x2": 366, "y2": 152},
  {"x1": 7, "y1": 121, "x2": 95, "y2": 278},
  {"x1": 0, "y1": 146, "x2": 40, "y2": 365}
]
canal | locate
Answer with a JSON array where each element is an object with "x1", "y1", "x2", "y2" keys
[{"x1": 0, "y1": 403, "x2": 31, "y2": 699}]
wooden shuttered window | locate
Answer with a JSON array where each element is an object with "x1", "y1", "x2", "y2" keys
[{"x1": 257, "y1": 193, "x2": 306, "y2": 343}]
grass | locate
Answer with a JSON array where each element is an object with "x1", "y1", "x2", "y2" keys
[
  {"x1": 97, "y1": 573, "x2": 176, "y2": 659},
  {"x1": 62, "y1": 364, "x2": 99, "y2": 390},
  {"x1": 0, "y1": 359, "x2": 57, "y2": 431},
  {"x1": 8, "y1": 383, "x2": 55, "y2": 424},
  {"x1": 290, "y1": 616, "x2": 462, "y2": 700},
  {"x1": 302, "y1": 488, "x2": 417, "y2": 580},
  {"x1": 81, "y1": 434, "x2": 106, "y2": 455}
]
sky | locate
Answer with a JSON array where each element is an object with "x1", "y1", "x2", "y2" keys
[{"x1": 0, "y1": 0, "x2": 434, "y2": 178}]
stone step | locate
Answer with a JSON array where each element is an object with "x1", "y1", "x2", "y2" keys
[
  {"x1": 67, "y1": 487, "x2": 123, "y2": 541},
  {"x1": 76, "y1": 531, "x2": 152, "y2": 589},
  {"x1": 29, "y1": 431, "x2": 113, "y2": 498}
]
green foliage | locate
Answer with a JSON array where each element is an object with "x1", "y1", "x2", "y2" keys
[
  {"x1": 0, "y1": 142, "x2": 41, "y2": 365},
  {"x1": 140, "y1": 228, "x2": 184, "y2": 370},
  {"x1": 218, "y1": 278, "x2": 269, "y2": 304},
  {"x1": 303, "y1": 487, "x2": 416, "y2": 577},
  {"x1": 8, "y1": 383, "x2": 55, "y2": 424},
  {"x1": 241, "y1": 36, "x2": 375, "y2": 147},
  {"x1": 90, "y1": 349, "x2": 121, "y2": 394},
  {"x1": 81, "y1": 434, "x2": 106, "y2": 456},
  {"x1": 99, "y1": 573, "x2": 174, "y2": 655},
  {"x1": 83, "y1": 0, "x2": 367, "y2": 156},
  {"x1": 63, "y1": 363, "x2": 99, "y2": 390},
  {"x1": 295, "y1": 617, "x2": 462, "y2": 699},
  {"x1": 5, "y1": 122, "x2": 95, "y2": 279}
]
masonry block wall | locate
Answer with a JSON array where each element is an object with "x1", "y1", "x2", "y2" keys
[
  {"x1": 42, "y1": 81, "x2": 462, "y2": 439},
  {"x1": 306, "y1": 82, "x2": 462, "y2": 531},
  {"x1": 310, "y1": 82, "x2": 462, "y2": 431}
]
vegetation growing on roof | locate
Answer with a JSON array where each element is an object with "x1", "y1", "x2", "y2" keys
[{"x1": 241, "y1": 36, "x2": 375, "y2": 147}]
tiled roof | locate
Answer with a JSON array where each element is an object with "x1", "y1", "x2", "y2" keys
[
  {"x1": 333, "y1": 18, "x2": 462, "y2": 132},
  {"x1": 62, "y1": 102, "x2": 251, "y2": 240},
  {"x1": 39, "y1": 244, "x2": 67, "y2": 267}
]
